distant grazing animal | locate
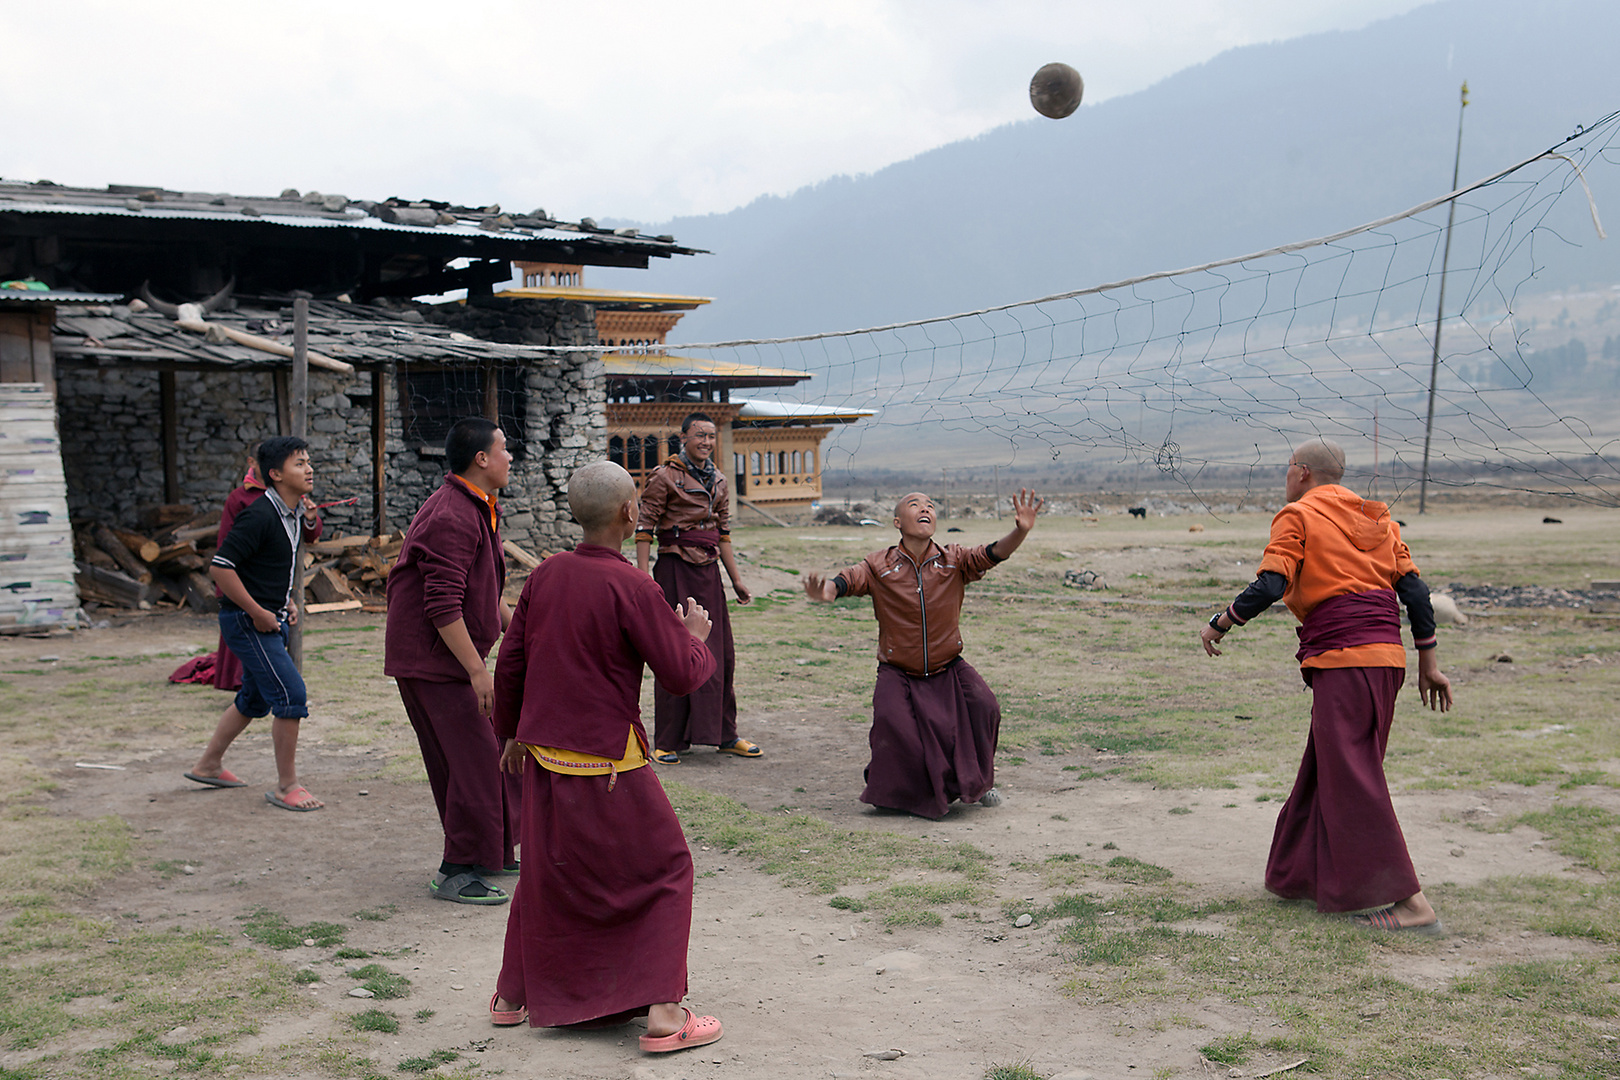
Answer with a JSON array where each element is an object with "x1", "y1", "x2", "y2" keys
[
  {"x1": 1128, "y1": 507, "x2": 1147, "y2": 519},
  {"x1": 946, "y1": 527, "x2": 964, "y2": 533},
  {"x1": 1188, "y1": 523, "x2": 1205, "y2": 533},
  {"x1": 1543, "y1": 516, "x2": 1563, "y2": 524}
]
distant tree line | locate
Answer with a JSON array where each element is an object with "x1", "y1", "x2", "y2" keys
[{"x1": 1456, "y1": 337, "x2": 1620, "y2": 392}]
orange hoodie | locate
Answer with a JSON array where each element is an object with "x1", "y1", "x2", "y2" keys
[{"x1": 1257, "y1": 484, "x2": 1419, "y2": 670}]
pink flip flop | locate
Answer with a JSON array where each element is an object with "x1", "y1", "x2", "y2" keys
[
  {"x1": 489, "y1": 993, "x2": 527, "y2": 1027},
  {"x1": 639, "y1": 1007, "x2": 722, "y2": 1053}
]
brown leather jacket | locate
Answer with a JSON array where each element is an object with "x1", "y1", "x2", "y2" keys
[
  {"x1": 836, "y1": 542, "x2": 1001, "y2": 676},
  {"x1": 635, "y1": 456, "x2": 731, "y2": 566}
]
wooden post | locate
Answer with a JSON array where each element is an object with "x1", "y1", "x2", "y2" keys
[
  {"x1": 1420, "y1": 81, "x2": 1468, "y2": 515},
  {"x1": 289, "y1": 298, "x2": 309, "y2": 669},
  {"x1": 482, "y1": 358, "x2": 499, "y2": 424},
  {"x1": 371, "y1": 366, "x2": 387, "y2": 538},
  {"x1": 159, "y1": 369, "x2": 180, "y2": 503}
]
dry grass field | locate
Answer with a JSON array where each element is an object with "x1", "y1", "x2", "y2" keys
[{"x1": 0, "y1": 501, "x2": 1616, "y2": 1079}]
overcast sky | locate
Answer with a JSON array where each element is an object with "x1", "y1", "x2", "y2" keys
[{"x1": 7, "y1": 0, "x2": 1429, "y2": 224}]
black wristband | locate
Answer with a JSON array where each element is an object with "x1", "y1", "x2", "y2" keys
[{"x1": 1208, "y1": 613, "x2": 1227, "y2": 633}]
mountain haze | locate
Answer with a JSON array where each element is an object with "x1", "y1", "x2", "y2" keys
[{"x1": 600, "y1": 0, "x2": 1620, "y2": 343}]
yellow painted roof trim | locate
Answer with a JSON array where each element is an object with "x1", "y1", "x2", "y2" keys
[{"x1": 498, "y1": 286, "x2": 712, "y2": 309}]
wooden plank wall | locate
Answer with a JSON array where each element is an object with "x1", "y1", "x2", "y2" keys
[
  {"x1": 0, "y1": 309, "x2": 55, "y2": 394},
  {"x1": 0, "y1": 383, "x2": 80, "y2": 628}
]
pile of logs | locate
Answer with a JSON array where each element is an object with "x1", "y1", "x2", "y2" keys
[
  {"x1": 74, "y1": 503, "x2": 224, "y2": 613},
  {"x1": 73, "y1": 502, "x2": 546, "y2": 616}
]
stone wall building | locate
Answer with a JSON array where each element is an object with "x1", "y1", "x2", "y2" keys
[{"x1": 52, "y1": 297, "x2": 605, "y2": 555}]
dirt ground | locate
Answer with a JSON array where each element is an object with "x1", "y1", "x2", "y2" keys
[{"x1": 2, "y1": 588, "x2": 1613, "y2": 1080}]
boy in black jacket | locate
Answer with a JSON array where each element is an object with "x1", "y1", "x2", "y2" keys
[{"x1": 185, "y1": 436, "x2": 324, "y2": 811}]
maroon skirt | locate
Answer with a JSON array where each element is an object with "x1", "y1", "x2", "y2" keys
[
  {"x1": 861, "y1": 659, "x2": 999, "y2": 820},
  {"x1": 1264, "y1": 665, "x2": 1420, "y2": 912},
  {"x1": 495, "y1": 758, "x2": 692, "y2": 1027},
  {"x1": 651, "y1": 556, "x2": 737, "y2": 750}
]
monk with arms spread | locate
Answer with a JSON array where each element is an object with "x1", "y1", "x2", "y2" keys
[
  {"x1": 1201, "y1": 439, "x2": 1453, "y2": 932},
  {"x1": 490, "y1": 461, "x2": 723, "y2": 1053},
  {"x1": 803, "y1": 489, "x2": 1042, "y2": 820},
  {"x1": 635, "y1": 412, "x2": 760, "y2": 764}
]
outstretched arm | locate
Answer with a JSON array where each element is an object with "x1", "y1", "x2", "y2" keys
[
  {"x1": 802, "y1": 573, "x2": 838, "y2": 603},
  {"x1": 988, "y1": 489, "x2": 1043, "y2": 561}
]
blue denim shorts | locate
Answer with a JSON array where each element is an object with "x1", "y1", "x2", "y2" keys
[{"x1": 218, "y1": 607, "x2": 309, "y2": 720}]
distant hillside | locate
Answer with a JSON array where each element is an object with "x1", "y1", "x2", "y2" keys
[{"x1": 601, "y1": 0, "x2": 1620, "y2": 344}]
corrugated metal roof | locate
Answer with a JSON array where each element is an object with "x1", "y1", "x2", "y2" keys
[
  {"x1": 51, "y1": 301, "x2": 580, "y2": 371},
  {"x1": 0, "y1": 198, "x2": 677, "y2": 249},
  {"x1": 735, "y1": 399, "x2": 874, "y2": 420},
  {"x1": 0, "y1": 289, "x2": 123, "y2": 304}
]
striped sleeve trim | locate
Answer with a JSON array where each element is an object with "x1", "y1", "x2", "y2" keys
[
  {"x1": 1413, "y1": 634, "x2": 1438, "y2": 650},
  {"x1": 210, "y1": 555, "x2": 237, "y2": 569},
  {"x1": 1225, "y1": 605, "x2": 1248, "y2": 627}
]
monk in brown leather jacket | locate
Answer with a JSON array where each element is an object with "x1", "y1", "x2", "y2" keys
[
  {"x1": 804, "y1": 489, "x2": 1042, "y2": 819},
  {"x1": 635, "y1": 413, "x2": 760, "y2": 764}
]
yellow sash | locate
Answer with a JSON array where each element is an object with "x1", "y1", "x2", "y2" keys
[{"x1": 524, "y1": 728, "x2": 647, "y2": 791}]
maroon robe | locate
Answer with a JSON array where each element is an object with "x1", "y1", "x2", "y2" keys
[
  {"x1": 650, "y1": 556, "x2": 737, "y2": 751},
  {"x1": 1264, "y1": 666, "x2": 1421, "y2": 912},
  {"x1": 492, "y1": 543, "x2": 714, "y2": 1026},
  {"x1": 863, "y1": 660, "x2": 999, "y2": 820}
]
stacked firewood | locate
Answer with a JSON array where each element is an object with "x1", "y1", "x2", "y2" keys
[
  {"x1": 73, "y1": 502, "x2": 545, "y2": 615},
  {"x1": 300, "y1": 532, "x2": 405, "y2": 614},
  {"x1": 74, "y1": 503, "x2": 224, "y2": 613}
]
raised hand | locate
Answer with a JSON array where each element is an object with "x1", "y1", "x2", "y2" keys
[{"x1": 1012, "y1": 488, "x2": 1044, "y2": 532}]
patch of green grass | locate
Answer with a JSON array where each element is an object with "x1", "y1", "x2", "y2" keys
[
  {"x1": 351, "y1": 1008, "x2": 400, "y2": 1034},
  {"x1": 348, "y1": 964, "x2": 411, "y2": 1000},
  {"x1": 882, "y1": 910, "x2": 943, "y2": 929},
  {"x1": 1168, "y1": 806, "x2": 1192, "y2": 815},
  {"x1": 1199, "y1": 1033, "x2": 1257, "y2": 1065},
  {"x1": 334, "y1": 947, "x2": 371, "y2": 960},
  {"x1": 665, "y1": 781, "x2": 991, "y2": 893},
  {"x1": 829, "y1": 896, "x2": 866, "y2": 912},
  {"x1": 1557, "y1": 769, "x2": 1612, "y2": 789},
  {"x1": 292, "y1": 969, "x2": 321, "y2": 984},
  {"x1": 1103, "y1": 856, "x2": 1174, "y2": 883},
  {"x1": 1514, "y1": 804, "x2": 1620, "y2": 873},
  {"x1": 397, "y1": 1049, "x2": 458, "y2": 1072},
  {"x1": 352, "y1": 906, "x2": 396, "y2": 922},
  {"x1": 413, "y1": 1009, "x2": 435, "y2": 1021},
  {"x1": 984, "y1": 1062, "x2": 1046, "y2": 1080},
  {"x1": 236, "y1": 908, "x2": 346, "y2": 950}
]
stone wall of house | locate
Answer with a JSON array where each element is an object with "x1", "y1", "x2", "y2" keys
[{"x1": 54, "y1": 297, "x2": 604, "y2": 553}]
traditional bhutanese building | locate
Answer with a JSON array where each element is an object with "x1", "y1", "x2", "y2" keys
[{"x1": 505, "y1": 263, "x2": 869, "y2": 522}]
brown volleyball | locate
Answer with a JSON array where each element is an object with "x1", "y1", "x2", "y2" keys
[{"x1": 1029, "y1": 62, "x2": 1083, "y2": 119}]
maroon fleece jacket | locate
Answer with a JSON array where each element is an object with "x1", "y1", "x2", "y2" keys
[{"x1": 384, "y1": 476, "x2": 506, "y2": 683}]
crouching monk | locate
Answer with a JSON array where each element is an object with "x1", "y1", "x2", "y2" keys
[
  {"x1": 489, "y1": 461, "x2": 723, "y2": 1054},
  {"x1": 803, "y1": 489, "x2": 1042, "y2": 819},
  {"x1": 1200, "y1": 439, "x2": 1453, "y2": 933}
]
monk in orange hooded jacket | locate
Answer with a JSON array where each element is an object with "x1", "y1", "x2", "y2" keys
[{"x1": 1201, "y1": 439, "x2": 1453, "y2": 933}]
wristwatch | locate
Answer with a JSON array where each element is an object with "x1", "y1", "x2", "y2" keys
[{"x1": 1208, "y1": 613, "x2": 1227, "y2": 633}]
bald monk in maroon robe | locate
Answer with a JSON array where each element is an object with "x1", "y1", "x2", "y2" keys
[
  {"x1": 489, "y1": 461, "x2": 723, "y2": 1054},
  {"x1": 1200, "y1": 439, "x2": 1453, "y2": 932},
  {"x1": 803, "y1": 489, "x2": 1043, "y2": 820}
]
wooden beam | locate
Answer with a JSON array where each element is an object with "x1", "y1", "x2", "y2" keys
[
  {"x1": 288, "y1": 298, "x2": 308, "y2": 670},
  {"x1": 371, "y1": 366, "x2": 387, "y2": 538},
  {"x1": 735, "y1": 497, "x2": 790, "y2": 527},
  {"x1": 482, "y1": 358, "x2": 499, "y2": 423},
  {"x1": 357, "y1": 259, "x2": 511, "y2": 300},
  {"x1": 159, "y1": 370, "x2": 180, "y2": 503}
]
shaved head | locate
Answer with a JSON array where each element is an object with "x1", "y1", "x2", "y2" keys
[
  {"x1": 1291, "y1": 439, "x2": 1346, "y2": 482},
  {"x1": 568, "y1": 461, "x2": 636, "y2": 529},
  {"x1": 893, "y1": 491, "x2": 932, "y2": 517}
]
